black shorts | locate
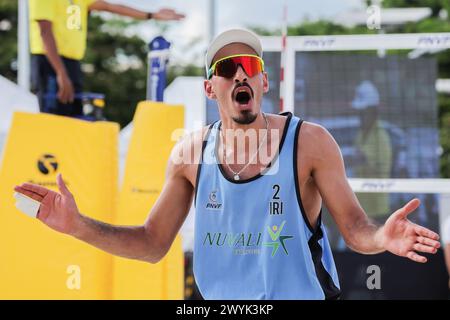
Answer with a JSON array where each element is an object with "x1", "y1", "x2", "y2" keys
[{"x1": 31, "y1": 54, "x2": 83, "y2": 117}]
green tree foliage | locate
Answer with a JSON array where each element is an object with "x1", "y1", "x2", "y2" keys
[
  {"x1": 0, "y1": 0, "x2": 18, "y2": 81},
  {"x1": 252, "y1": 20, "x2": 374, "y2": 37},
  {"x1": 84, "y1": 15, "x2": 202, "y2": 127},
  {"x1": 83, "y1": 15, "x2": 147, "y2": 128}
]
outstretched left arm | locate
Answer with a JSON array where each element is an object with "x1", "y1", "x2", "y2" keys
[
  {"x1": 307, "y1": 123, "x2": 440, "y2": 263},
  {"x1": 89, "y1": 1, "x2": 185, "y2": 21}
]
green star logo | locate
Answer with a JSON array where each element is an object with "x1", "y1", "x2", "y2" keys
[{"x1": 263, "y1": 220, "x2": 293, "y2": 257}]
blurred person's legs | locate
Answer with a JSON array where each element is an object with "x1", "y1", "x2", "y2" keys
[{"x1": 31, "y1": 54, "x2": 83, "y2": 117}]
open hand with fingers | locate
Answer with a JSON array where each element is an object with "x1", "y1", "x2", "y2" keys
[
  {"x1": 14, "y1": 174, "x2": 81, "y2": 236},
  {"x1": 376, "y1": 198, "x2": 440, "y2": 263}
]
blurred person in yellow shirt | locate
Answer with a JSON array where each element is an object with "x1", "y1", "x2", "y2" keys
[
  {"x1": 29, "y1": 0, "x2": 184, "y2": 117},
  {"x1": 351, "y1": 81, "x2": 393, "y2": 220}
]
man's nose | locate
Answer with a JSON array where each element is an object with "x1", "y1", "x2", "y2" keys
[{"x1": 233, "y1": 65, "x2": 248, "y2": 83}]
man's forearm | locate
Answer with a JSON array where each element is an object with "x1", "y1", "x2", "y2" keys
[
  {"x1": 72, "y1": 214, "x2": 162, "y2": 263},
  {"x1": 344, "y1": 216, "x2": 386, "y2": 254},
  {"x1": 93, "y1": 3, "x2": 149, "y2": 19},
  {"x1": 40, "y1": 26, "x2": 68, "y2": 76}
]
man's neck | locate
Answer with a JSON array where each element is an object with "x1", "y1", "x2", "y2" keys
[
  {"x1": 220, "y1": 112, "x2": 268, "y2": 149},
  {"x1": 218, "y1": 112, "x2": 278, "y2": 167},
  {"x1": 220, "y1": 111, "x2": 266, "y2": 132}
]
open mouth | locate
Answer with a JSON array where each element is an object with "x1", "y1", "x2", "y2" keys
[
  {"x1": 235, "y1": 91, "x2": 251, "y2": 104},
  {"x1": 233, "y1": 86, "x2": 253, "y2": 105}
]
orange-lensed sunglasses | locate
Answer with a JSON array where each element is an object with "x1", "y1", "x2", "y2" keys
[{"x1": 207, "y1": 54, "x2": 265, "y2": 79}]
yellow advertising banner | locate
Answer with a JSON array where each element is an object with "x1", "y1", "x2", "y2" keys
[
  {"x1": 0, "y1": 112, "x2": 118, "y2": 299},
  {"x1": 113, "y1": 101, "x2": 185, "y2": 300}
]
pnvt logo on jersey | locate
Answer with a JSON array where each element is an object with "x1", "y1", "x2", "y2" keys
[{"x1": 205, "y1": 190, "x2": 222, "y2": 210}]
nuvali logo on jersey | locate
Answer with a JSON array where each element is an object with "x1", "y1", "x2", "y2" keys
[{"x1": 201, "y1": 220, "x2": 294, "y2": 257}]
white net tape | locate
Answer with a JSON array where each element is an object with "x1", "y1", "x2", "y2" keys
[{"x1": 348, "y1": 178, "x2": 450, "y2": 194}]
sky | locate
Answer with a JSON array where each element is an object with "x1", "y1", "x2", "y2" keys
[{"x1": 105, "y1": 0, "x2": 365, "y2": 66}]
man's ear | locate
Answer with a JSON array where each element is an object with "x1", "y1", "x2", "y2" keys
[
  {"x1": 204, "y1": 79, "x2": 216, "y2": 99},
  {"x1": 262, "y1": 72, "x2": 269, "y2": 93}
]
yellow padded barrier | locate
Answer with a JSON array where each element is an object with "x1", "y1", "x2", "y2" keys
[
  {"x1": 113, "y1": 102, "x2": 185, "y2": 300},
  {"x1": 0, "y1": 112, "x2": 118, "y2": 299}
]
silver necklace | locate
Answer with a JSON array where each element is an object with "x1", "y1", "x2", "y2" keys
[{"x1": 220, "y1": 113, "x2": 269, "y2": 181}]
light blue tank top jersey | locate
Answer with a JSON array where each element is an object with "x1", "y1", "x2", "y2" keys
[{"x1": 193, "y1": 112, "x2": 341, "y2": 300}]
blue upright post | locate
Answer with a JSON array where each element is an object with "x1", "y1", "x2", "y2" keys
[{"x1": 147, "y1": 36, "x2": 171, "y2": 102}]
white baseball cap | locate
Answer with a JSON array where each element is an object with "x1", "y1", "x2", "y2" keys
[
  {"x1": 205, "y1": 29, "x2": 263, "y2": 73},
  {"x1": 351, "y1": 80, "x2": 380, "y2": 110}
]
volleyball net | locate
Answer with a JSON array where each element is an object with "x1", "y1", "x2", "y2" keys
[{"x1": 227, "y1": 34, "x2": 450, "y2": 251}]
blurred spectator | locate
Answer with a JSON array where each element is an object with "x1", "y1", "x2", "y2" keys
[
  {"x1": 351, "y1": 80, "x2": 392, "y2": 220},
  {"x1": 29, "y1": 0, "x2": 184, "y2": 117}
]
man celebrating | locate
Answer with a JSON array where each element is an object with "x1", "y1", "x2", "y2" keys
[
  {"x1": 15, "y1": 29, "x2": 440, "y2": 300},
  {"x1": 29, "y1": 0, "x2": 184, "y2": 117}
]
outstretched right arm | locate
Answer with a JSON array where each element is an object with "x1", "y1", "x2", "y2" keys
[{"x1": 14, "y1": 141, "x2": 194, "y2": 264}]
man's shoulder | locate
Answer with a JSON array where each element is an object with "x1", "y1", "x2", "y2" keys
[
  {"x1": 295, "y1": 120, "x2": 341, "y2": 165},
  {"x1": 168, "y1": 126, "x2": 212, "y2": 179},
  {"x1": 181, "y1": 125, "x2": 213, "y2": 152},
  {"x1": 297, "y1": 120, "x2": 333, "y2": 146}
]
